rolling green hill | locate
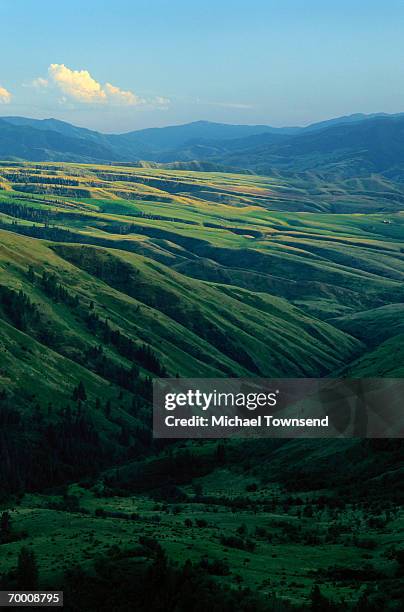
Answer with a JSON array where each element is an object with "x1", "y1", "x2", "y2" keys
[
  {"x1": 0, "y1": 162, "x2": 403, "y2": 609},
  {"x1": 0, "y1": 161, "x2": 402, "y2": 479}
]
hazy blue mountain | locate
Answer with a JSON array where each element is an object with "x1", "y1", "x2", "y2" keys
[
  {"x1": 217, "y1": 114, "x2": 404, "y2": 177},
  {"x1": 0, "y1": 117, "x2": 297, "y2": 163},
  {"x1": 2, "y1": 116, "x2": 105, "y2": 140},
  {"x1": 302, "y1": 112, "x2": 398, "y2": 132},
  {"x1": 110, "y1": 119, "x2": 299, "y2": 148},
  {"x1": 0, "y1": 118, "x2": 119, "y2": 162},
  {"x1": 1, "y1": 113, "x2": 404, "y2": 177}
]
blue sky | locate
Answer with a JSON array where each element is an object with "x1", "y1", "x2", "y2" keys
[{"x1": 0, "y1": 0, "x2": 403, "y2": 132}]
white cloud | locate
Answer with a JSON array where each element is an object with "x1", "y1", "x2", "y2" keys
[
  {"x1": 48, "y1": 64, "x2": 107, "y2": 103},
  {"x1": 47, "y1": 63, "x2": 162, "y2": 108},
  {"x1": 31, "y1": 77, "x2": 49, "y2": 88},
  {"x1": 104, "y1": 82, "x2": 144, "y2": 106},
  {"x1": 0, "y1": 86, "x2": 11, "y2": 104}
]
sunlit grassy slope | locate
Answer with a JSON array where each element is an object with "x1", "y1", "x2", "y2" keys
[{"x1": 1, "y1": 161, "x2": 403, "y2": 394}]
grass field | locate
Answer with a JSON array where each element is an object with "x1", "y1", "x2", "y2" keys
[{"x1": 0, "y1": 162, "x2": 403, "y2": 609}]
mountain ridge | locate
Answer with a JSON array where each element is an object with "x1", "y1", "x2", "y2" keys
[{"x1": 1, "y1": 113, "x2": 404, "y2": 179}]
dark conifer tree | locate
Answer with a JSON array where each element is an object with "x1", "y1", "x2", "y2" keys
[{"x1": 16, "y1": 547, "x2": 38, "y2": 590}]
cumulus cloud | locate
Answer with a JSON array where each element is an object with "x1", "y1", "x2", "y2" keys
[
  {"x1": 47, "y1": 64, "x2": 158, "y2": 107},
  {"x1": 49, "y1": 64, "x2": 107, "y2": 103},
  {"x1": 0, "y1": 86, "x2": 11, "y2": 104},
  {"x1": 104, "y1": 82, "x2": 144, "y2": 106}
]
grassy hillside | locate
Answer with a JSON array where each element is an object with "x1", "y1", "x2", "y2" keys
[{"x1": 0, "y1": 162, "x2": 402, "y2": 609}]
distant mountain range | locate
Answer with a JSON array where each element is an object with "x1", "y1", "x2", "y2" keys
[{"x1": 1, "y1": 112, "x2": 404, "y2": 178}]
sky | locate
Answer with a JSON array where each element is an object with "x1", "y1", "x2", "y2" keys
[{"x1": 0, "y1": 0, "x2": 404, "y2": 133}]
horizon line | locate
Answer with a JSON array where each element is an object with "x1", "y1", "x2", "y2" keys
[{"x1": 0, "y1": 110, "x2": 402, "y2": 136}]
